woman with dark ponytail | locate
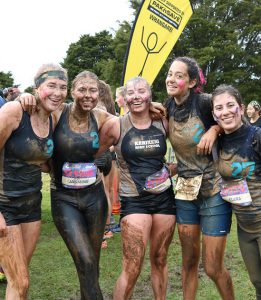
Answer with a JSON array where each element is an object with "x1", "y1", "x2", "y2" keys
[{"x1": 165, "y1": 57, "x2": 234, "y2": 300}]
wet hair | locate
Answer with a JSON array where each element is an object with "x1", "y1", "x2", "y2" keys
[
  {"x1": 212, "y1": 84, "x2": 243, "y2": 106},
  {"x1": 34, "y1": 63, "x2": 68, "y2": 87},
  {"x1": 71, "y1": 71, "x2": 99, "y2": 92},
  {"x1": 173, "y1": 56, "x2": 206, "y2": 93},
  {"x1": 124, "y1": 77, "x2": 152, "y2": 100},
  {"x1": 98, "y1": 80, "x2": 116, "y2": 115}
]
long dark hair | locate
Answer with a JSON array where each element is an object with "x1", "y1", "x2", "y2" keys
[{"x1": 174, "y1": 57, "x2": 206, "y2": 93}]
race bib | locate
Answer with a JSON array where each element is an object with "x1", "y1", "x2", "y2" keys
[
  {"x1": 175, "y1": 174, "x2": 203, "y2": 201},
  {"x1": 220, "y1": 178, "x2": 252, "y2": 206},
  {"x1": 144, "y1": 166, "x2": 171, "y2": 194},
  {"x1": 62, "y1": 162, "x2": 97, "y2": 189}
]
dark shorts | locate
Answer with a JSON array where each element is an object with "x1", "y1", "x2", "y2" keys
[
  {"x1": 0, "y1": 191, "x2": 42, "y2": 226},
  {"x1": 176, "y1": 192, "x2": 232, "y2": 236},
  {"x1": 120, "y1": 188, "x2": 176, "y2": 219}
]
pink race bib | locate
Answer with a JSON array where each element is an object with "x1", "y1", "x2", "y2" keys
[
  {"x1": 220, "y1": 178, "x2": 252, "y2": 206},
  {"x1": 62, "y1": 162, "x2": 97, "y2": 189}
]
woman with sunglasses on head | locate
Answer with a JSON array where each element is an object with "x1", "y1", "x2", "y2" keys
[
  {"x1": 0, "y1": 63, "x2": 68, "y2": 299},
  {"x1": 212, "y1": 84, "x2": 261, "y2": 300}
]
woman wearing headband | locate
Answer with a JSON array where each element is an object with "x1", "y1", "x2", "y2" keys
[
  {"x1": 0, "y1": 63, "x2": 68, "y2": 299},
  {"x1": 20, "y1": 70, "x2": 114, "y2": 299}
]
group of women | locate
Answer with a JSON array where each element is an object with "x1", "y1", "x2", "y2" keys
[{"x1": 0, "y1": 56, "x2": 260, "y2": 300}]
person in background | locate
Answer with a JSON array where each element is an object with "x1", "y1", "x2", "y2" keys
[
  {"x1": 111, "y1": 86, "x2": 128, "y2": 223},
  {"x1": 0, "y1": 90, "x2": 6, "y2": 108},
  {"x1": 247, "y1": 101, "x2": 261, "y2": 127},
  {"x1": 0, "y1": 63, "x2": 67, "y2": 299},
  {"x1": 212, "y1": 84, "x2": 261, "y2": 300},
  {"x1": 165, "y1": 56, "x2": 234, "y2": 300},
  {"x1": 95, "y1": 80, "x2": 117, "y2": 248},
  {"x1": 3, "y1": 85, "x2": 21, "y2": 102},
  {"x1": 97, "y1": 77, "x2": 176, "y2": 300},
  {"x1": 115, "y1": 86, "x2": 129, "y2": 116}
]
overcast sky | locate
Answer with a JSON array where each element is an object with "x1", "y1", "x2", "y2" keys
[{"x1": 0, "y1": 0, "x2": 134, "y2": 91}]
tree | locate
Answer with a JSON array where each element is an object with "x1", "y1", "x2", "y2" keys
[
  {"x1": 122, "y1": 0, "x2": 261, "y2": 103},
  {"x1": 170, "y1": 0, "x2": 261, "y2": 103},
  {"x1": 98, "y1": 21, "x2": 132, "y2": 94},
  {"x1": 24, "y1": 86, "x2": 34, "y2": 94},
  {"x1": 62, "y1": 31, "x2": 115, "y2": 89},
  {"x1": 62, "y1": 0, "x2": 260, "y2": 104},
  {"x1": 0, "y1": 71, "x2": 14, "y2": 89}
]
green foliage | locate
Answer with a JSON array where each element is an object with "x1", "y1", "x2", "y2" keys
[
  {"x1": 0, "y1": 174, "x2": 255, "y2": 299},
  {"x1": 61, "y1": 0, "x2": 260, "y2": 104},
  {"x1": 174, "y1": 0, "x2": 261, "y2": 103},
  {"x1": 24, "y1": 86, "x2": 34, "y2": 94},
  {"x1": 62, "y1": 30, "x2": 115, "y2": 89},
  {"x1": 0, "y1": 71, "x2": 14, "y2": 89},
  {"x1": 98, "y1": 21, "x2": 132, "y2": 95},
  {"x1": 129, "y1": 0, "x2": 143, "y2": 14}
]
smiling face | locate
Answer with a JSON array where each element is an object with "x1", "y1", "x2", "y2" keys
[
  {"x1": 165, "y1": 61, "x2": 196, "y2": 100},
  {"x1": 212, "y1": 92, "x2": 244, "y2": 134},
  {"x1": 36, "y1": 78, "x2": 67, "y2": 112},
  {"x1": 125, "y1": 79, "x2": 151, "y2": 114},
  {"x1": 246, "y1": 104, "x2": 259, "y2": 119},
  {"x1": 71, "y1": 78, "x2": 99, "y2": 112}
]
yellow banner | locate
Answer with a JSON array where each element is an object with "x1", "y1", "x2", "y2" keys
[{"x1": 123, "y1": 0, "x2": 193, "y2": 85}]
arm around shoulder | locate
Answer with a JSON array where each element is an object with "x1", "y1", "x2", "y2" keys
[
  {"x1": 96, "y1": 116, "x2": 120, "y2": 157},
  {"x1": 93, "y1": 108, "x2": 114, "y2": 130}
]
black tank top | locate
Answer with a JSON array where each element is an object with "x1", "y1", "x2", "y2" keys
[
  {"x1": 51, "y1": 103, "x2": 100, "y2": 188},
  {"x1": 0, "y1": 111, "x2": 53, "y2": 199},
  {"x1": 115, "y1": 114, "x2": 167, "y2": 196},
  {"x1": 217, "y1": 124, "x2": 261, "y2": 233}
]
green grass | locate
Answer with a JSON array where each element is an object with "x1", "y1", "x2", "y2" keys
[{"x1": 0, "y1": 173, "x2": 255, "y2": 300}]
